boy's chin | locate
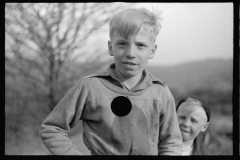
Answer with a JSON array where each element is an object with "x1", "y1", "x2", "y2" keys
[
  {"x1": 181, "y1": 133, "x2": 193, "y2": 142},
  {"x1": 122, "y1": 70, "x2": 142, "y2": 78}
]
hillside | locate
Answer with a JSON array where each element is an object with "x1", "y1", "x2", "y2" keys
[
  {"x1": 147, "y1": 59, "x2": 233, "y2": 91},
  {"x1": 146, "y1": 59, "x2": 233, "y2": 114}
]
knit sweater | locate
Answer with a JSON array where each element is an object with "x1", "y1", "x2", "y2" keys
[{"x1": 40, "y1": 63, "x2": 182, "y2": 155}]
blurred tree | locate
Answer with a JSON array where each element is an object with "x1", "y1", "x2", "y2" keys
[
  {"x1": 5, "y1": 3, "x2": 131, "y2": 112},
  {"x1": 5, "y1": 3, "x2": 134, "y2": 154}
]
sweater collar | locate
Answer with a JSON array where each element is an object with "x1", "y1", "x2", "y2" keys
[
  {"x1": 100, "y1": 63, "x2": 165, "y2": 88},
  {"x1": 89, "y1": 63, "x2": 165, "y2": 95}
]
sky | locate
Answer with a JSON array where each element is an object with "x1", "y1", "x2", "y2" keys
[
  {"x1": 135, "y1": 3, "x2": 233, "y2": 66},
  {"x1": 89, "y1": 3, "x2": 233, "y2": 66}
]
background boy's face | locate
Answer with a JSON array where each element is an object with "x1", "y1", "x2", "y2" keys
[
  {"x1": 177, "y1": 102, "x2": 209, "y2": 142},
  {"x1": 108, "y1": 27, "x2": 157, "y2": 81}
]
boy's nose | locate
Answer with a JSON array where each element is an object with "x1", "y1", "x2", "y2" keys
[
  {"x1": 181, "y1": 119, "x2": 190, "y2": 128},
  {"x1": 126, "y1": 45, "x2": 136, "y2": 59}
]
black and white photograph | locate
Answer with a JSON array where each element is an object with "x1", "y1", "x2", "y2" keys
[{"x1": 5, "y1": 3, "x2": 233, "y2": 155}]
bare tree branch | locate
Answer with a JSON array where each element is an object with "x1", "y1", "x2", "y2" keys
[{"x1": 5, "y1": 3, "x2": 133, "y2": 111}]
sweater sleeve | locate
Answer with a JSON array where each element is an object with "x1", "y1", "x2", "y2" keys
[
  {"x1": 158, "y1": 86, "x2": 183, "y2": 155},
  {"x1": 39, "y1": 80, "x2": 89, "y2": 155}
]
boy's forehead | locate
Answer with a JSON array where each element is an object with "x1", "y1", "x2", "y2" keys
[
  {"x1": 111, "y1": 28, "x2": 153, "y2": 43},
  {"x1": 178, "y1": 101, "x2": 200, "y2": 113},
  {"x1": 178, "y1": 101, "x2": 208, "y2": 121}
]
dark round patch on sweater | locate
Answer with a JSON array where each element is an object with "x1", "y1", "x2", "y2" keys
[{"x1": 111, "y1": 96, "x2": 132, "y2": 117}]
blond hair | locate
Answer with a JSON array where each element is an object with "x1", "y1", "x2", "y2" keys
[
  {"x1": 109, "y1": 8, "x2": 162, "y2": 43},
  {"x1": 176, "y1": 97, "x2": 211, "y2": 122}
]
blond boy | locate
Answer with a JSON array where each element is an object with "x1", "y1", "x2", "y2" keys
[
  {"x1": 40, "y1": 8, "x2": 182, "y2": 155},
  {"x1": 176, "y1": 97, "x2": 211, "y2": 155}
]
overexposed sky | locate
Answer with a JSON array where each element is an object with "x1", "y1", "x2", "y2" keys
[{"x1": 135, "y1": 3, "x2": 233, "y2": 65}]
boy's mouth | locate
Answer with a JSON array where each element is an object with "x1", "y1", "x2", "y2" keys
[
  {"x1": 180, "y1": 128, "x2": 190, "y2": 133},
  {"x1": 123, "y1": 62, "x2": 137, "y2": 66}
]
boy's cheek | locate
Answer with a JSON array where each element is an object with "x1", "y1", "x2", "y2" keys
[{"x1": 112, "y1": 49, "x2": 123, "y2": 57}]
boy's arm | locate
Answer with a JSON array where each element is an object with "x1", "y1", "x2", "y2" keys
[
  {"x1": 158, "y1": 87, "x2": 183, "y2": 155},
  {"x1": 39, "y1": 82, "x2": 88, "y2": 155}
]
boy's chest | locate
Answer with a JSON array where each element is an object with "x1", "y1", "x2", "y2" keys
[
  {"x1": 81, "y1": 92, "x2": 162, "y2": 128},
  {"x1": 81, "y1": 91, "x2": 163, "y2": 154}
]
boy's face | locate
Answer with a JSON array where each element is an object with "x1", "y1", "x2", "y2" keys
[
  {"x1": 108, "y1": 27, "x2": 157, "y2": 81},
  {"x1": 177, "y1": 102, "x2": 209, "y2": 142}
]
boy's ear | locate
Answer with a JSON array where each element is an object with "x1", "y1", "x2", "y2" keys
[
  {"x1": 108, "y1": 40, "x2": 113, "y2": 56},
  {"x1": 149, "y1": 44, "x2": 157, "y2": 59},
  {"x1": 200, "y1": 122, "x2": 210, "y2": 132}
]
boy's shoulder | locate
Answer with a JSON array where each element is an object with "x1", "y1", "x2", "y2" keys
[
  {"x1": 146, "y1": 71, "x2": 174, "y2": 98},
  {"x1": 77, "y1": 70, "x2": 109, "y2": 85},
  {"x1": 146, "y1": 70, "x2": 166, "y2": 87},
  {"x1": 82, "y1": 70, "x2": 110, "y2": 80}
]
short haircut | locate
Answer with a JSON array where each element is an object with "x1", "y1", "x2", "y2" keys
[
  {"x1": 176, "y1": 97, "x2": 211, "y2": 122},
  {"x1": 109, "y1": 8, "x2": 162, "y2": 43}
]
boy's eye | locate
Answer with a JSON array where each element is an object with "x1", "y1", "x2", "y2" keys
[
  {"x1": 137, "y1": 43, "x2": 146, "y2": 48},
  {"x1": 191, "y1": 118, "x2": 198, "y2": 123},
  {"x1": 178, "y1": 116, "x2": 185, "y2": 120},
  {"x1": 117, "y1": 42, "x2": 126, "y2": 46}
]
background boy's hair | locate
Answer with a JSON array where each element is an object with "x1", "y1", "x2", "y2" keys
[
  {"x1": 176, "y1": 97, "x2": 211, "y2": 122},
  {"x1": 109, "y1": 7, "x2": 163, "y2": 43}
]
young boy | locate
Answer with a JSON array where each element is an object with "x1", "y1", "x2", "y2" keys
[
  {"x1": 176, "y1": 97, "x2": 211, "y2": 155},
  {"x1": 40, "y1": 8, "x2": 182, "y2": 155}
]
